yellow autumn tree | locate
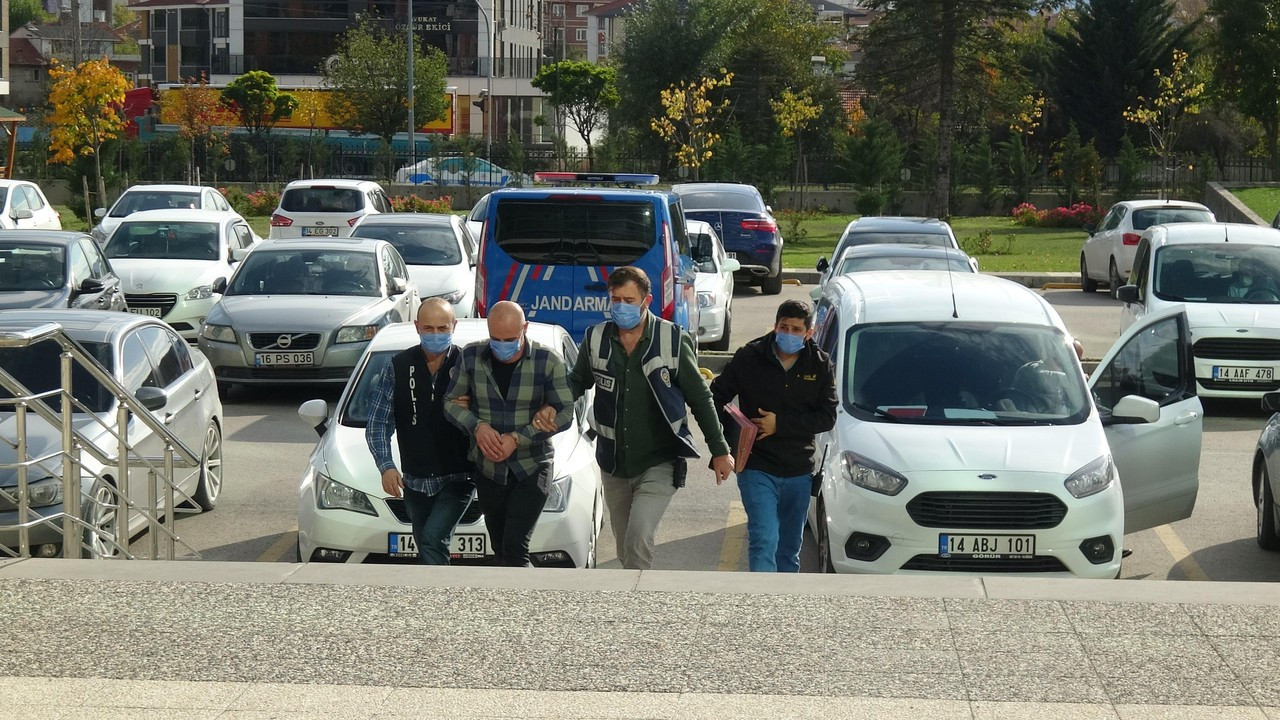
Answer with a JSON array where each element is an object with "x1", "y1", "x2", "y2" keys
[
  {"x1": 291, "y1": 89, "x2": 329, "y2": 173},
  {"x1": 770, "y1": 88, "x2": 822, "y2": 188},
  {"x1": 47, "y1": 57, "x2": 130, "y2": 211},
  {"x1": 160, "y1": 73, "x2": 235, "y2": 183},
  {"x1": 1124, "y1": 48, "x2": 1205, "y2": 199},
  {"x1": 650, "y1": 70, "x2": 733, "y2": 181}
]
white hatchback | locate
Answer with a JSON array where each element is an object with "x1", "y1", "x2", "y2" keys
[
  {"x1": 0, "y1": 180, "x2": 61, "y2": 230},
  {"x1": 688, "y1": 219, "x2": 739, "y2": 351},
  {"x1": 809, "y1": 271, "x2": 1202, "y2": 578},
  {"x1": 295, "y1": 319, "x2": 604, "y2": 567},
  {"x1": 1081, "y1": 199, "x2": 1214, "y2": 297},
  {"x1": 350, "y1": 213, "x2": 476, "y2": 317},
  {"x1": 269, "y1": 179, "x2": 393, "y2": 240},
  {"x1": 1118, "y1": 222, "x2": 1280, "y2": 398},
  {"x1": 91, "y1": 184, "x2": 234, "y2": 243}
]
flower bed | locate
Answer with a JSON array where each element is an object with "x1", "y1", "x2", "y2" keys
[{"x1": 1011, "y1": 202, "x2": 1102, "y2": 228}]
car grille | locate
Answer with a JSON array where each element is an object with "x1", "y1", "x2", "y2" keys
[
  {"x1": 249, "y1": 332, "x2": 322, "y2": 351},
  {"x1": 905, "y1": 492, "x2": 1067, "y2": 530},
  {"x1": 216, "y1": 366, "x2": 353, "y2": 381},
  {"x1": 1194, "y1": 338, "x2": 1280, "y2": 361},
  {"x1": 900, "y1": 555, "x2": 1068, "y2": 573},
  {"x1": 385, "y1": 495, "x2": 482, "y2": 526},
  {"x1": 125, "y1": 293, "x2": 176, "y2": 316}
]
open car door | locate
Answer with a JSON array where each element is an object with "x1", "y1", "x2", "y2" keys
[{"x1": 1088, "y1": 305, "x2": 1202, "y2": 534}]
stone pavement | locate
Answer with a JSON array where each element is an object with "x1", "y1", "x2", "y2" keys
[{"x1": 1, "y1": 558, "x2": 1278, "y2": 720}]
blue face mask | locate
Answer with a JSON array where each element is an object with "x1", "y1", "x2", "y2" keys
[
  {"x1": 775, "y1": 331, "x2": 806, "y2": 355},
  {"x1": 610, "y1": 301, "x2": 645, "y2": 330},
  {"x1": 489, "y1": 338, "x2": 522, "y2": 362},
  {"x1": 420, "y1": 332, "x2": 452, "y2": 354}
]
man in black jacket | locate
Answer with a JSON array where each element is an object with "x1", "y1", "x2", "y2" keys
[
  {"x1": 710, "y1": 300, "x2": 837, "y2": 572},
  {"x1": 365, "y1": 298, "x2": 474, "y2": 565}
]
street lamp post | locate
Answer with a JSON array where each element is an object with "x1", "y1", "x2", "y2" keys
[
  {"x1": 408, "y1": 0, "x2": 416, "y2": 181},
  {"x1": 475, "y1": 0, "x2": 494, "y2": 163}
]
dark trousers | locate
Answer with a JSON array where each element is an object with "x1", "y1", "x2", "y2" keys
[
  {"x1": 474, "y1": 468, "x2": 549, "y2": 567},
  {"x1": 402, "y1": 480, "x2": 474, "y2": 566}
]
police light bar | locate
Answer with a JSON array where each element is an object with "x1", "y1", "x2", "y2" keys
[{"x1": 533, "y1": 172, "x2": 660, "y2": 186}]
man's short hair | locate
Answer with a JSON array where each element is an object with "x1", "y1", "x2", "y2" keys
[
  {"x1": 775, "y1": 299, "x2": 814, "y2": 329},
  {"x1": 607, "y1": 266, "x2": 651, "y2": 296}
]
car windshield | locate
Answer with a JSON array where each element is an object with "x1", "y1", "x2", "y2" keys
[
  {"x1": 495, "y1": 199, "x2": 655, "y2": 265},
  {"x1": 845, "y1": 322, "x2": 1088, "y2": 425},
  {"x1": 838, "y1": 254, "x2": 971, "y2": 274},
  {"x1": 341, "y1": 350, "x2": 394, "y2": 427},
  {"x1": 0, "y1": 244, "x2": 66, "y2": 291},
  {"x1": 227, "y1": 248, "x2": 380, "y2": 296},
  {"x1": 109, "y1": 191, "x2": 199, "y2": 217},
  {"x1": 676, "y1": 191, "x2": 761, "y2": 212},
  {"x1": 1132, "y1": 207, "x2": 1213, "y2": 230},
  {"x1": 842, "y1": 231, "x2": 951, "y2": 248},
  {"x1": 280, "y1": 187, "x2": 363, "y2": 214},
  {"x1": 353, "y1": 224, "x2": 462, "y2": 265},
  {"x1": 0, "y1": 339, "x2": 114, "y2": 414},
  {"x1": 103, "y1": 221, "x2": 221, "y2": 261},
  {"x1": 1153, "y1": 243, "x2": 1280, "y2": 304}
]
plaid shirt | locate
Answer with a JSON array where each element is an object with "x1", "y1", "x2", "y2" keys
[
  {"x1": 444, "y1": 339, "x2": 574, "y2": 484},
  {"x1": 364, "y1": 363, "x2": 471, "y2": 497}
]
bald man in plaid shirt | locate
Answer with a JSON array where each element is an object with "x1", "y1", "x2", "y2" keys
[{"x1": 444, "y1": 301, "x2": 574, "y2": 567}]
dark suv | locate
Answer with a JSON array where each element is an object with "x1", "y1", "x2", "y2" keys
[{"x1": 672, "y1": 183, "x2": 784, "y2": 295}]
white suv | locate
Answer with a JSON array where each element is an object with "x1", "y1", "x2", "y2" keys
[{"x1": 268, "y1": 179, "x2": 393, "y2": 239}]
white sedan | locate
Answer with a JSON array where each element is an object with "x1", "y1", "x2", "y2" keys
[
  {"x1": 1081, "y1": 199, "x2": 1214, "y2": 297},
  {"x1": 688, "y1": 220, "x2": 739, "y2": 351},
  {"x1": 350, "y1": 213, "x2": 477, "y2": 317},
  {"x1": 295, "y1": 319, "x2": 603, "y2": 567},
  {"x1": 102, "y1": 210, "x2": 261, "y2": 341}
]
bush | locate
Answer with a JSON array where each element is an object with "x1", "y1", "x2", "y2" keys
[
  {"x1": 1010, "y1": 202, "x2": 1102, "y2": 229},
  {"x1": 246, "y1": 189, "x2": 281, "y2": 216},
  {"x1": 389, "y1": 194, "x2": 453, "y2": 213},
  {"x1": 220, "y1": 186, "x2": 251, "y2": 216},
  {"x1": 854, "y1": 189, "x2": 886, "y2": 216}
]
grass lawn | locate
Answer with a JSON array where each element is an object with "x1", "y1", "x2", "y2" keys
[
  {"x1": 784, "y1": 213, "x2": 1087, "y2": 272},
  {"x1": 1230, "y1": 187, "x2": 1280, "y2": 224}
]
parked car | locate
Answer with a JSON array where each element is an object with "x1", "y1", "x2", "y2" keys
[
  {"x1": 688, "y1": 219, "x2": 739, "y2": 351},
  {"x1": 0, "y1": 231, "x2": 126, "y2": 311},
  {"x1": 1117, "y1": 222, "x2": 1280, "y2": 399},
  {"x1": 0, "y1": 180, "x2": 61, "y2": 231},
  {"x1": 350, "y1": 213, "x2": 476, "y2": 316},
  {"x1": 102, "y1": 210, "x2": 260, "y2": 341},
  {"x1": 198, "y1": 238, "x2": 418, "y2": 396},
  {"x1": 1082, "y1": 199, "x2": 1214, "y2": 297},
  {"x1": 672, "y1": 182, "x2": 784, "y2": 295},
  {"x1": 294, "y1": 319, "x2": 603, "y2": 567},
  {"x1": 1253, "y1": 393, "x2": 1280, "y2": 551},
  {"x1": 816, "y1": 217, "x2": 973, "y2": 286},
  {"x1": 808, "y1": 270, "x2": 1201, "y2": 577},
  {"x1": 90, "y1": 184, "x2": 234, "y2": 242},
  {"x1": 474, "y1": 174, "x2": 698, "y2": 342},
  {"x1": 810, "y1": 244, "x2": 976, "y2": 300},
  {"x1": 0, "y1": 310, "x2": 224, "y2": 558},
  {"x1": 396, "y1": 157, "x2": 530, "y2": 187},
  {"x1": 466, "y1": 193, "x2": 490, "y2": 250},
  {"x1": 268, "y1": 179, "x2": 393, "y2": 240}
]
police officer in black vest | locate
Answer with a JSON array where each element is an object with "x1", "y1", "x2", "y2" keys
[{"x1": 365, "y1": 298, "x2": 475, "y2": 565}]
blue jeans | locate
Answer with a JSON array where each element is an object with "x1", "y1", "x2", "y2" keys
[
  {"x1": 737, "y1": 469, "x2": 811, "y2": 572},
  {"x1": 402, "y1": 481, "x2": 474, "y2": 566}
]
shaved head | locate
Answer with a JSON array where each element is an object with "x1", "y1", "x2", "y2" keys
[
  {"x1": 487, "y1": 300, "x2": 527, "y2": 348},
  {"x1": 415, "y1": 297, "x2": 456, "y2": 335}
]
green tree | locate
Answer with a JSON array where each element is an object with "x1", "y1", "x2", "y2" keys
[
  {"x1": 323, "y1": 15, "x2": 449, "y2": 149},
  {"x1": 1209, "y1": 0, "x2": 1280, "y2": 175},
  {"x1": 1115, "y1": 133, "x2": 1145, "y2": 199},
  {"x1": 969, "y1": 132, "x2": 1000, "y2": 214},
  {"x1": 1051, "y1": 122, "x2": 1102, "y2": 206},
  {"x1": 1047, "y1": 0, "x2": 1195, "y2": 154},
  {"x1": 859, "y1": 0, "x2": 1055, "y2": 217},
  {"x1": 9, "y1": 0, "x2": 49, "y2": 29},
  {"x1": 221, "y1": 71, "x2": 299, "y2": 141},
  {"x1": 531, "y1": 60, "x2": 620, "y2": 170}
]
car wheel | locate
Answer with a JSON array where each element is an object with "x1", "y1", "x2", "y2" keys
[
  {"x1": 83, "y1": 480, "x2": 122, "y2": 559},
  {"x1": 708, "y1": 312, "x2": 732, "y2": 352},
  {"x1": 192, "y1": 421, "x2": 223, "y2": 512},
  {"x1": 1108, "y1": 259, "x2": 1123, "y2": 299},
  {"x1": 815, "y1": 496, "x2": 835, "y2": 573},
  {"x1": 1080, "y1": 255, "x2": 1098, "y2": 293},
  {"x1": 1258, "y1": 465, "x2": 1280, "y2": 551},
  {"x1": 761, "y1": 267, "x2": 783, "y2": 296}
]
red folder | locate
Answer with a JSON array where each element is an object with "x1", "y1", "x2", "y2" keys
[{"x1": 723, "y1": 402, "x2": 758, "y2": 473}]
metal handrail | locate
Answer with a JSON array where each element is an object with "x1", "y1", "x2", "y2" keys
[{"x1": 0, "y1": 322, "x2": 204, "y2": 560}]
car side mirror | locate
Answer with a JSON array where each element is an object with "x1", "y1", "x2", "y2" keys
[
  {"x1": 1107, "y1": 395, "x2": 1160, "y2": 425},
  {"x1": 1082, "y1": 223, "x2": 1096, "y2": 235},
  {"x1": 389, "y1": 277, "x2": 407, "y2": 295},
  {"x1": 93, "y1": 208, "x2": 107, "y2": 219},
  {"x1": 298, "y1": 398, "x2": 330, "y2": 436},
  {"x1": 211, "y1": 277, "x2": 228, "y2": 294},
  {"x1": 808, "y1": 286, "x2": 822, "y2": 301},
  {"x1": 135, "y1": 386, "x2": 168, "y2": 411},
  {"x1": 230, "y1": 247, "x2": 247, "y2": 262},
  {"x1": 1116, "y1": 285, "x2": 1140, "y2": 304},
  {"x1": 74, "y1": 277, "x2": 105, "y2": 296},
  {"x1": 1264, "y1": 391, "x2": 1280, "y2": 413},
  {"x1": 13, "y1": 208, "x2": 33, "y2": 220},
  {"x1": 816, "y1": 257, "x2": 829, "y2": 273},
  {"x1": 723, "y1": 258, "x2": 741, "y2": 273}
]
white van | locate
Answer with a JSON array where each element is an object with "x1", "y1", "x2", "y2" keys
[{"x1": 809, "y1": 271, "x2": 1202, "y2": 578}]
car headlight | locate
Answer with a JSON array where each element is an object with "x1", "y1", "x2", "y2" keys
[
  {"x1": 336, "y1": 325, "x2": 379, "y2": 344},
  {"x1": 1064, "y1": 455, "x2": 1114, "y2": 499},
  {"x1": 316, "y1": 473, "x2": 377, "y2": 515},
  {"x1": 432, "y1": 289, "x2": 466, "y2": 304},
  {"x1": 201, "y1": 323, "x2": 236, "y2": 343},
  {"x1": 840, "y1": 451, "x2": 908, "y2": 496},
  {"x1": 186, "y1": 284, "x2": 216, "y2": 301},
  {"x1": 697, "y1": 291, "x2": 716, "y2": 308},
  {"x1": 543, "y1": 474, "x2": 572, "y2": 513},
  {"x1": 27, "y1": 478, "x2": 64, "y2": 508},
  {"x1": 90, "y1": 226, "x2": 105, "y2": 241}
]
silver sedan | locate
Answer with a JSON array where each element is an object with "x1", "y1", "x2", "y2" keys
[{"x1": 198, "y1": 238, "x2": 419, "y2": 396}]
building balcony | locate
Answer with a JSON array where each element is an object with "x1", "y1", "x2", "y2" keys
[{"x1": 211, "y1": 54, "x2": 546, "y2": 79}]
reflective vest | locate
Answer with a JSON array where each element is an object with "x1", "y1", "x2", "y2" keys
[{"x1": 584, "y1": 318, "x2": 699, "y2": 474}]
